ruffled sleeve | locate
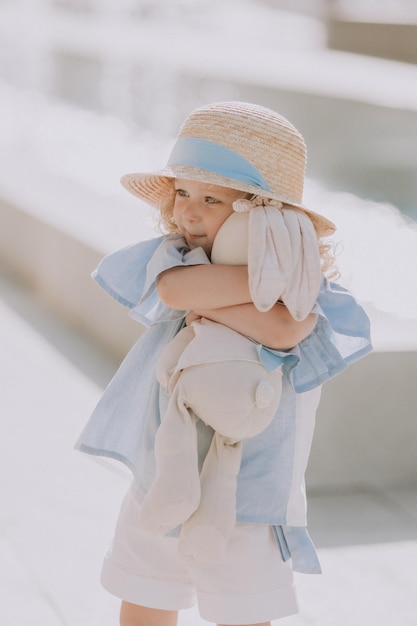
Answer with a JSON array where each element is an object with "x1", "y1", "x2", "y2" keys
[
  {"x1": 257, "y1": 278, "x2": 373, "y2": 392},
  {"x1": 92, "y1": 234, "x2": 211, "y2": 326}
]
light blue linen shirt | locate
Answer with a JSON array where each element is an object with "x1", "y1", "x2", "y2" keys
[{"x1": 76, "y1": 234, "x2": 372, "y2": 574}]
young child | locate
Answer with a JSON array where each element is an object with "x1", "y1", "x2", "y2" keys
[
  {"x1": 76, "y1": 101, "x2": 372, "y2": 626},
  {"x1": 137, "y1": 193, "x2": 323, "y2": 568}
]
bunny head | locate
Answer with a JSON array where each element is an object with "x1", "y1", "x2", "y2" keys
[{"x1": 211, "y1": 198, "x2": 322, "y2": 321}]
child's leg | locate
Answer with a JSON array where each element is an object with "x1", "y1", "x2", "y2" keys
[
  {"x1": 120, "y1": 601, "x2": 178, "y2": 626},
  {"x1": 217, "y1": 623, "x2": 270, "y2": 626},
  {"x1": 119, "y1": 603, "x2": 270, "y2": 626},
  {"x1": 117, "y1": 570, "x2": 277, "y2": 626}
]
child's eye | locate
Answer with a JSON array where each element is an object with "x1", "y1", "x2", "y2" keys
[
  {"x1": 205, "y1": 196, "x2": 219, "y2": 204},
  {"x1": 175, "y1": 188, "x2": 188, "y2": 197}
]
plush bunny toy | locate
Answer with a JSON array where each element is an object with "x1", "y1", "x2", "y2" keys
[{"x1": 138, "y1": 197, "x2": 322, "y2": 567}]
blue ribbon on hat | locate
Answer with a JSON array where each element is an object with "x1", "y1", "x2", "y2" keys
[{"x1": 167, "y1": 137, "x2": 271, "y2": 191}]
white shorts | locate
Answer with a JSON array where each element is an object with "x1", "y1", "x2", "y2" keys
[{"x1": 101, "y1": 484, "x2": 299, "y2": 625}]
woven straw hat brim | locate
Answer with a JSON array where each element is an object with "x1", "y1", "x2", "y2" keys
[{"x1": 121, "y1": 166, "x2": 336, "y2": 238}]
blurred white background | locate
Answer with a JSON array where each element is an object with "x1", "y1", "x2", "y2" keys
[{"x1": 1, "y1": 2, "x2": 417, "y2": 625}]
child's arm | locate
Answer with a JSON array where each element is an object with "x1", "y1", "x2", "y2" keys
[
  {"x1": 158, "y1": 264, "x2": 251, "y2": 310},
  {"x1": 192, "y1": 304, "x2": 317, "y2": 350},
  {"x1": 158, "y1": 265, "x2": 317, "y2": 349}
]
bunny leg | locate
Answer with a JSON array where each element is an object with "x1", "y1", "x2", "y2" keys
[
  {"x1": 179, "y1": 432, "x2": 242, "y2": 568},
  {"x1": 138, "y1": 378, "x2": 201, "y2": 534},
  {"x1": 178, "y1": 362, "x2": 283, "y2": 566}
]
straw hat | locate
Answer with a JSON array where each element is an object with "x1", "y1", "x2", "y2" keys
[{"x1": 121, "y1": 101, "x2": 336, "y2": 237}]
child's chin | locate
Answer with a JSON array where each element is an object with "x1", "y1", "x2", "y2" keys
[{"x1": 188, "y1": 240, "x2": 208, "y2": 254}]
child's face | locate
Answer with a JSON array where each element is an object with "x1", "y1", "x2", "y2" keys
[{"x1": 172, "y1": 179, "x2": 247, "y2": 256}]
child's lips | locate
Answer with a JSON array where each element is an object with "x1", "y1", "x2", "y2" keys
[{"x1": 187, "y1": 232, "x2": 205, "y2": 241}]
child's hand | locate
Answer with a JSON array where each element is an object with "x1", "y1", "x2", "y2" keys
[{"x1": 185, "y1": 312, "x2": 202, "y2": 326}]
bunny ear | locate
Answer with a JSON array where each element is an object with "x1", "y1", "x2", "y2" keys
[
  {"x1": 248, "y1": 206, "x2": 322, "y2": 319},
  {"x1": 248, "y1": 206, "x2": 293, "y2": 312},
  {"x1": 280, "y1": 210, "x2": 322, "y2": 321}
]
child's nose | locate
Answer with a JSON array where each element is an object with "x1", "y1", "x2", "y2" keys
[{"x1": 182, "y1": 199, "x2": 200, "y2": 221}]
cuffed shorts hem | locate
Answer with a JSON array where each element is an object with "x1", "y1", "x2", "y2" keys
[
  {"x1": 101, "y1": 483, "x2": 300, "y2": 624},
  {"x1": 101, "y1": 557, "x2": 195, "y2": 611},
  {"x1": 198, "y1": 585, "x2": 299, "y2": 624}
]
